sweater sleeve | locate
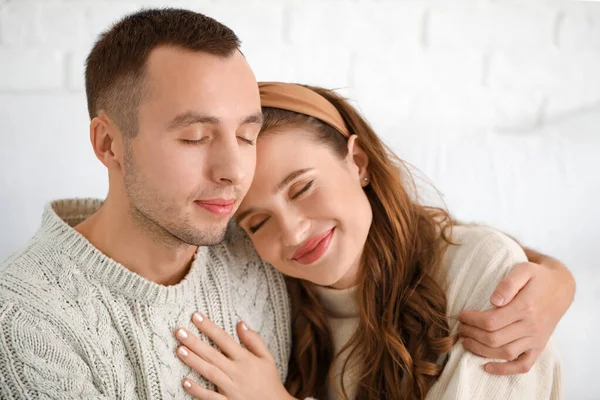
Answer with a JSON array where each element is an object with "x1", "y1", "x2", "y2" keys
[
  {"x1": 0, "y1": 300, "x2": 109, "y2": 399},
  {"x1": 426, "y1": 226, "x2": 562, "y2": 400}
]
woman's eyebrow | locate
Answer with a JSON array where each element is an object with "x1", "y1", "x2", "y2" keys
[{"x1": 273, "y1": 168, "x2": 313, "y2": 194}]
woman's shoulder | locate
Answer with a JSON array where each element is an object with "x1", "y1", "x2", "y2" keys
[
  {"x1": 445, "y1": 224, "x2": 525, "y2": 268},
  {"x1": 441, "y1": 225, "x2": 527, "y2": 320}
]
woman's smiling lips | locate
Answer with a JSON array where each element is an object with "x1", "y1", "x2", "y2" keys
[{"x1": 292, "y1": 228, "x2": 335, "y2": 265}]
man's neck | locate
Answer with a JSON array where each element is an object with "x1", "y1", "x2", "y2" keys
[{"x1": 75, "y1": 197, "x2": 198, "y2": 286}]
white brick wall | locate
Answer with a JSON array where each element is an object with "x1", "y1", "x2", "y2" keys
[
  {"x1": 1, "y1": 0, "x2": 599, "y2": 128},
  {"x1": 0, "y1": 48, "x2": 64, "y2": 90},
  {"x1": 1, "y1": 1, "x2": 599, "y2": 397},
  {"x1": 427, "y1": 2, "x2": 558, "y2": 50}
]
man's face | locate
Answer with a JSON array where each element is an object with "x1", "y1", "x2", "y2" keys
[{"x1": 122, "y1": 46, "x2": 261, "y2": 246}]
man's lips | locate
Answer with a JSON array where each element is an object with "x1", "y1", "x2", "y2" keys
[
  {"x1": 292, "y1": 228, "x2": 335, "y2": 265},
  {"x1": 194, "y1": 199, "x2": 235, "y2": 216}
]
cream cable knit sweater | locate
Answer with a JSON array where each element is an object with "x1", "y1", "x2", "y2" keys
[
  {"x1": 313, "y1": 225, "x2": 562, "y2": 400},
  {"x1": 0, "y1": 199, "x2": 291, "y2": 399}
]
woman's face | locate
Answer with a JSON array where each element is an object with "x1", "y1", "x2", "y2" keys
[{"x1": 235, "y1": 128, "x2": 373, "y2": 289}]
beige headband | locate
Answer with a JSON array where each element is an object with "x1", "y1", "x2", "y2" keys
[{"x1": 258, "y1": 81, "x2": 351, "y2": 137}]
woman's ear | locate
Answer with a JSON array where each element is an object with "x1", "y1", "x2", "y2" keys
[{"x1": 346, "y1": 135, "x2": 370, "y2": 186}]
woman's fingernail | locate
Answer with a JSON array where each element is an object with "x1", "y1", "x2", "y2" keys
[
  {"x1": 241, "y1": 321, "x2": 249, "y2": 331},
  {"x1": 491, "y1": 293, "x2": 505, "y2": 306},
  {"x1": 193, "y1": 313, "x2": 204, "y2": 324},
  {"x1": 183, "y1": 379, "x2": 192, "y2": 389},
  {"x1": 177, "y1": 328, "x2": 188, "y2": 340},
  {"x1": 178, "y1": 347, "x2": 189, "y2": 357}
]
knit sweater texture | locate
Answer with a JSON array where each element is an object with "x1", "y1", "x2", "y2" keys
[
  {"x1": 314, "y1": 225, "x2": 562, "y2": 400},
  {"x1": 0, "y1": 199, "x2": 291, "y2": 399}
]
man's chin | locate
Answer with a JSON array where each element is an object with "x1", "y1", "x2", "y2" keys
[
  {"x1": 185, "y1": 223, "x2": 229, "y2": 247},
  {"x1": 197, "y1": 234, "x2": 226, "y2": 247}
]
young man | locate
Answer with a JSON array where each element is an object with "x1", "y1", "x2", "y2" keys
[{"x1": 0, "y1": 9, "x2": 290, "y2": 399}]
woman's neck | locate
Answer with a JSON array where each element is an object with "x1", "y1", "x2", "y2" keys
[
  {"x1": 329, "y1": 252, "x2": 363, "y2": 289},
  {"x1": 314, "y1": 284, "x2": 360, "y2": 318}
]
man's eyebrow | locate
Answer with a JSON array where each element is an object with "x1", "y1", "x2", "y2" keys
[
  {"x1": 242, "y1": 112, "x2": 263, "y2": 126},
  {"x1": 166, "y1": 112, "x2": 220, "y2": 130},
  {"x1": 167, "y1": 111, "x2": 263, "y2": 131},
  {"x1": 235, "y1": 168, "x2": 313, "y2": 225}
]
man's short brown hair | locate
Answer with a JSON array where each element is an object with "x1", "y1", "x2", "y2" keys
[{"x1": 85, "y1": 8, "x2": 241, "y2": 137}]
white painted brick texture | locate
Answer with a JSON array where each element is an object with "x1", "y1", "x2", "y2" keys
[
  {"x1": 0, "y1": 1, "x2": 599, "y2": 398},
  {"x1": 2, "y1": 0, "x2": 598, "y2": 131}
]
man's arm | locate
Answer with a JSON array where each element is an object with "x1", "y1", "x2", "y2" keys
[
  {"x1": 524, "y1": 247, "x2": 576, "y2": 296},
  {"x1": 460, "y1": 240, "x2": 575, "y2": 375},
  {"x1": 0, "y1": 300, "x2": 108, "y2": 399}
]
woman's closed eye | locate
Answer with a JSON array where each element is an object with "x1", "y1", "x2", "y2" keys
[
  {"x1": 247, "y1": 181, "x2": 314, "y2": 234},
  {"x1": 248, "y1": 218, "x2": 269, "y2": 234},
  {"x1": 290, "y1": 180, "x2": 314, "y2": 200}
]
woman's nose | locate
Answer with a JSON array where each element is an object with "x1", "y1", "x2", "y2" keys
[{"x1": 280, "y1": 214, "x2": 310, "y2": 248}]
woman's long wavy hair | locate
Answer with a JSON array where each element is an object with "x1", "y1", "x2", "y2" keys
[{"x1": 260, "y1": 85, "x2": 457, "y2": 400}]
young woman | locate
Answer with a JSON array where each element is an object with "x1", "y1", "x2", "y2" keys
[{"x1": 173, "y1": 82, "x2": 568, "y2": 399}]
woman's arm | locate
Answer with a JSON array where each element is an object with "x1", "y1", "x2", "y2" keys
[{"x1": 431, "y1": 227, "x2": 562, "y2": 399}]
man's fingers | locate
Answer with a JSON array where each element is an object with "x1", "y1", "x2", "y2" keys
[
  {"x1": 192, "y1": 313, "x2": 247, "y2": 360},
  {"x1": 177, "y1": 345, "x2": 232, "y2": 389},
  {"x1": 459, "y1": 303, "x2": 522, "y2": 332},
  {"x1": 484, "y1": 350, "x2": 538, "y2": 375},
  {"x1": 490, "y1": 262, "x2": 535, "y2": 306},
  {"x1": 459, "y1": 320, "x2": 530, "y2": 348},
  {"x1": 182, "y1": 378, "x2": 228, "y2": 400},
  {"x1": 237, "y1": 321, "x2": 273, "y2": 360},
  {"x1": 462, "y1": 337, "x2": 533, "y2": 361}
]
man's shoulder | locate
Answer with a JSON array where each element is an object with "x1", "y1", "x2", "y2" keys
[
  {"x1": 0, "y1": 243, "x2": 74, "y2": 340},
  {"x1": 0, "y1": 236, "x2": 76, "y2": 307}
]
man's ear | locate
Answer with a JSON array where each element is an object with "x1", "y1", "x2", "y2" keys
[
  {"x1": 89, "y1": 111, "x2": 125, "y2": 170},
  {"x1": 346, "y1": 135, "x2": 370, "y2": 186}
]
